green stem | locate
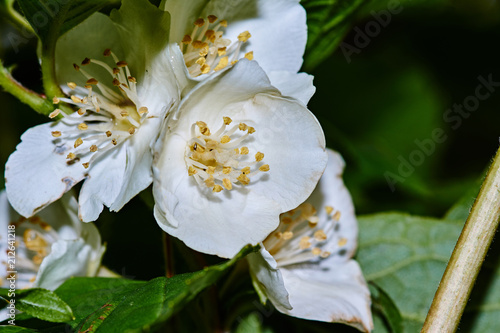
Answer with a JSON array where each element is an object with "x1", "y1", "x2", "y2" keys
[
  {"x1": 422, "y1": 146, "x2": 500, "y2": 332},
  {"x1": 0, "y1": 59, "x2": 53, "y2": 115},
  {"x1": 1, "y1": 0, "x2": 34, "y2": 33},
  {"x1": 162, "y1": 233, "x2": 175, "y2": 278}
]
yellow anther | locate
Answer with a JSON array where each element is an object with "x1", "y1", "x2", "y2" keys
[
  {"x1": 282, "y1": 231, "x2": 293, "y2": 240},
  {"x1": 333, "y1": 211, "x2": 341, "y2": 221},
  {"x1": 116, "y1": 61, "x2": 128, "y2": 67},
  {"x1": 237, "y1": 173, "x2": 250, "y2": 185},
  {"x1": 139, "y1": 106, "x2": 148, "y2": 115},
  {"x1": 71, "y1": 95, "x2": 82, "y2": 103},
  {"x1": 90, "y1": 145, "x2": 98, "y2": 152},
  {"x1": 325, "y1": 206, "x2": 334, "y2": 215},
  {"x1": 72, "y1": 64, "x2": 80, "y2": 71},
  {"x1": 194, "y1": 18, "x2": 205, "y2": 27},
  {"x1": 86, "y1": 78, "x2": 98, "y2": 85},
  {"x1": 113, "y1": 68, "x2": 120, "y2": 74},
  {"x1": 219, "y1": 19, "x2": 228, "y2": 27},
  {"x1": 299, "y1": 236, "x2": 311, "y2": 249},
  {"x1": 192, "y1": 40, "x2": 205, "y2": 48},
  {"x1": 196, "y1": 121, "x2": 208, "y2": 128},
  {"x1": 244, "y1": 51, "x2": 254, "y2": 60},
  {"x1": 338, "y1": 238, "x2": 348, "y2": 247},
  {"x1": 259, "y1": 164, "x2": 270, "y2": 172},
  {"x1": 201, "y1": 64, "x2": 211, "y2": 74},
  {"x1": 120, "y1": 111, "x2": 129, "y2": 117},
  {"x1": 84, "y1": 85, "x2": 92, "y2": 90},
  {"x1": 231, "y1": 60, "x2": 238, "y2": 65},
  {"x1": 255, "y1": 152, "x2": 264, "y2": 162},
  {"x1": 312, "y1": 247, "x2": 322, "y2": 256},
  {"x1": 207, "y1": 15, "x2": 217, "y2": 23},
  {"x1": 281, "y1": 216, "x2": 292, "y2": 224},
  {"x1": 49, "y1": 109, "x2": 61, "y2": 118},
  {"x1": 218, "y1": 47, "x2": 227, "y2": 56},
  {"x1": 207, "y1": 166, "x2": 216, "y2": 175},
  {"x1": 240, "y1": 147, "x2": 249, "y2": 155},
  {"x1": 188, "y1": 166, "x2": 197, "y2": 176},
  {"x1": 205, "y1": 176, "x2": 215, "y2": 188},
  {"x1": 239, "y1": 123, "x2": 248, "y2": 131},
  {"x1": 205, "y1": 29, "x2": 215, "y2": 40},
  {"x1": 223, "y1": 116, "x2": 232, "y2": 125},
  {"x1": 78, "y1": 123, "x2": 88, "y2": 130},
  {"x1": 128, "y1": 76, "x2": 137, "y2": 83},
  {"x1": 222, "y1": 178, "x2": 232, "y2": 190},
  {"x1": 105, "y1": 131, "x2": 112, "y2": 137},
  {"x1": 74, "y1": 138, "x2": 83, "y2": 148},
  {"x1": 275, "y1": 232, "x2": 283, "y2": 239},
  {"x1": 247, "y1": 127, "x2": 255, "y2": 134},
  {"x1": 213, "y1": 56, "x2": 228, "y2": 71},
  {"x1": 223, "y1": 166, "x2": 232, "y2": 174},
  {"x1": 103, "y1": 48, "x2": 111, "y2": 57},
  {"x1": 77, "y1": 108, "x2": 85, "y2": 116},
  {"x1": 52, "y1": 97, "x2": 60, "y2": 104},
  {"x1": 51, "y1": 131, "x2": 61, "y2": 137},
  {"x1": 81, "y1": 57, "x2": 91, "y2": 65},
  {"x1": 314, "y1": 230, "x2": 327, "y2": 241},
  {"x1": 237, "y1": 31, "x2": 251, "y2": 42},
  {"x1": 234, "y1": 148, "x2": 240, "y2": 155},
  {"x1": 82, "y1": 162, "x2": 90, "y2": 169},
  {"x1": 320, "y1": 251, "x2": 331, "y2": 258},
  {"x1": 196, "y1": 57, "x2": 206, "y2": 66},
  {"x1": 112, "y1": 139, "x2": 117, "y2": 145},
  {"x1": 220, "y1": 135, "x2": 231, "y2": 143},
  {"x1": 66, "y1": 152, "x2": 76, "y2": 160},
  {"x1": 182, "y1": 35, "x2": 192, "y2": 44},
  {"x1": 241, "y1": 167, "x2": 251, "y2": 174},
  {"x1": 128, "y1": 127, "x2": 136, "y2": 135},
  {"x1": 213, "y1": 185, "x2": 223, "y2": 192}
]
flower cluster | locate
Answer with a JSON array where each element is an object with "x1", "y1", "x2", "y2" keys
[{"x1": 2, "y1": 0, "x2": 372, "y2": 331}]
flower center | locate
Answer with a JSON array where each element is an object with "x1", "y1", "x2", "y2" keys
[
  {"x1": 181, "y1": 15, "x2": 253, "y2": 77},
  {"x1": 264, "y1": 203, "x2": 346, "y2": 267},
  {"x1": 4, "y1": 217, "x2": 59, "y2": 287},
  {"x1": 184, "y1": 116, "x2": 269, "y2": 192},
  {"x1": 50, "y1": 48, "x2": 149, "y2": 169}
]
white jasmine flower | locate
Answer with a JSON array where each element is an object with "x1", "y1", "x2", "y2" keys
[
  {"x1": 152, "y1": 59, "x2": 327, "y2": 258},
  {"x1": 162, "y1": 0, "x2": 308, "y2": 80},
  {"x1": 247, "y1": 149, "x2": 373, "y2": 332},
  {"x1": 5, "y1": 0, "x2": 180, "y2": 221},
  {"x1": 0, "y1": 190, "x2": 105, "y2": 291}
]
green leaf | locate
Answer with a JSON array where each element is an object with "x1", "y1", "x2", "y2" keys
[
  {"x1": 369, "y1": 282, "x2": 403, "y2": 333},
  {"x1": 0, "y1": 288, "x2": 73, "y2": 323},
  {"x1": 0, "y1": 326, "x2": 38, "y2": 332},
  {"x1": 357, "y1": 213, "x2": 462, "y2": 332},
  {"x1": 16, "y1": 0, "x2": 119, "y2": 43},
  {"x1": 302, "y1": 0, "x2": 369, "y2": 70},
  {"x1": 51, "y1": 245, "x2": 255, "y2": 332}
]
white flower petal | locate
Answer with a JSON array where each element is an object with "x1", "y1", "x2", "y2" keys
[
  {"x1": 5, "y1": 123, "x2": 86, "y2": 217},
  {"x1": 308, "y1": 149, "x2": 359, "y2": 259},
  {"x1": 267, "y1": 71, "x2": 315, "y2": 105},
  {"x1": 153, "y1": 135, "x2": 282, "y2": 258},
  {"x1": 247, "y1": 247, "x2": 291, "y2": 310},
  {"x1": 200, "y1": 0, "x2": 307, "y2": 73},
  {"x1": 34, "y1": 239, "x2": 95, "y2": 290},
  {"x1": 239, "y1": 94, "x2": 327, "y2": 212},
  {"x1": 279, "y1": 260, "x2": 373, "y2": 332},
  {"x1": 77, "y1": 144, "x2": 127, "y2": 222},
  {"x1": 153, "y1": 60, "x2": 326, "y2": 257}
]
